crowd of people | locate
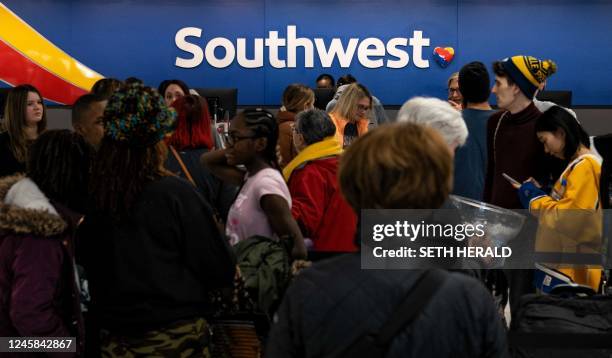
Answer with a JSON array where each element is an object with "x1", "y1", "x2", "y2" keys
[{"x1": 0, "y1": 53, "x2": 611, "y2": 357}]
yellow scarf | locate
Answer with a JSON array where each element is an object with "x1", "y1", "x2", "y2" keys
[{"x1": 282, "y1": 136, "x2": 343, "y2": 182}]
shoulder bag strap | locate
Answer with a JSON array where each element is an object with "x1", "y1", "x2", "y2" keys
[
  {"x1": 169, "y1": 146, "x2": 226, "y2": 234},
  {"x1": 169, "y1": 145, "x2": 196, "y2": 187},
  {"x1": 374, "y1": 269, "x2": 447, "y2": 346},
  {"x1": 342, "y1": 269, "x2": 448, "y2": 357}
]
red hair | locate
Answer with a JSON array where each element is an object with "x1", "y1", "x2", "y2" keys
[{"x1": 167, "y1": 95, "x2": 213, "y2": 150}]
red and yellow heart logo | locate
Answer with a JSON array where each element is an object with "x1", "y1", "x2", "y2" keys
[{"x1": 433, "y1": 47, "x2": 455, "y2": 68}]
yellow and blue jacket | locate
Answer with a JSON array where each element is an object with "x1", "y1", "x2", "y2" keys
[{"x1": 528, "y1": 154, "x2": 602, "y2": 290}]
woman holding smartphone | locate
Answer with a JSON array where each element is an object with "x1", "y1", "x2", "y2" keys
[{"x1": 515, "y1": 106, "x2": 602, "y2": 291}]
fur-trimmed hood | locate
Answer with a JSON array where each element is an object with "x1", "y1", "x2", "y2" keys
[{"x1": 0, "y1": 174, "x2": 66, "y2": 236}]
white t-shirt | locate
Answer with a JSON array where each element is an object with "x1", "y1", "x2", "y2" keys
[{"x1": 226, "y1": 168, "x2": 292, "y2": 245}]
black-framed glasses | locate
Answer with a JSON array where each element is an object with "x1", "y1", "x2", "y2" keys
[{"x1": 224, "y1": 131, "x2": 258, "y2": 146}]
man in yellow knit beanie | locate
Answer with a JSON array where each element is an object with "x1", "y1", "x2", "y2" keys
[
  {"x1": 485, "y1": 55, "x2": 558, "y2": 208},
  {"x1": 484, "y1": 55, "x2": 559, "y2": 320},
  {"x1": 499, "y1": 56, "x2": 557, "y2": 98}
]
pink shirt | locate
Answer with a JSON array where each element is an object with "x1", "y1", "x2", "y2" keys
[{"x1": 226, "y1": 168, "x2": 292, "y2": 245}]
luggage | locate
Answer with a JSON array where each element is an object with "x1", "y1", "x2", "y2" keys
[
  {"x1": 533, "y1": 263, "x2": 574, "y2": 294},
  {"x1": 510, "y1": 290, "x2": 612, "y2": 357}
]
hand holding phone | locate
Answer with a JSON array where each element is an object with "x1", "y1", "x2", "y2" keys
[{"x1": 502, "y1": 173, "x2": 521, "y2": 189}]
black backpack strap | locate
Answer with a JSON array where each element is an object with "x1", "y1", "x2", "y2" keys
[
  {"x1": 342, "y1": 269, "x2": 448, "y2": 357},
  {"x1": 375, "y1": 269, "x2": 447, "y2": 345}
]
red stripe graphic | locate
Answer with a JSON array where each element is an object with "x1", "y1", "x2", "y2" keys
[{"x1": 0, "y1": 39, "x2": 89, "y2": 104}]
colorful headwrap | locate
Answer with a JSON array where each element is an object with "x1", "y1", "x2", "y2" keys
[{"x1": 103, "y1": 83, "x2": 176, "y2": 147}]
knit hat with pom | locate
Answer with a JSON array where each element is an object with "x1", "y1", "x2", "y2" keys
[{"x1": 500, "y1": 55, "x2": 557, "y2": 98}]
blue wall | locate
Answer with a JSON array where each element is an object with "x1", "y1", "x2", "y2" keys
[{"x1": 3, "y1": 0, "x2": 612, "y2": 105}]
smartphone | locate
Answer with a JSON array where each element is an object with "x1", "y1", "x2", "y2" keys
[{"x1": 502, "y1": 173, "x2": 520, "y2": 187}]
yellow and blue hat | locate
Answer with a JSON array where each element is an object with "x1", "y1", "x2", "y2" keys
[{"x1": 500, "y1": 55, "x2": 557, "y2": 98}]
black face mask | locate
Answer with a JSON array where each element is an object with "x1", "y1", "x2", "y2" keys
[{"x1": 343, "y1": 122, "x2": 358, "y2": 148}]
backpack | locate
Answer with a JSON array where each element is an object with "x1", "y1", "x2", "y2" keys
[
  {"x1": 233, "y1": 235, "x2": 292, "y2": 317},
  {"x1": 510, "y1": 291, "x2": 612, "y2": 357}
]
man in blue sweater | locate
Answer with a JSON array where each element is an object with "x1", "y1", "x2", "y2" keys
[{"x1": 453, "y1": 61, "x2": 496, "y2": 200}]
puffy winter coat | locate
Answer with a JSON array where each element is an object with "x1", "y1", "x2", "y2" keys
[
  {"x1": 0, "y1": 174, "x2": 84, "y2": 356},
  {"x1": 266, "y1": 254, "x2": 507, "y2": 358}
]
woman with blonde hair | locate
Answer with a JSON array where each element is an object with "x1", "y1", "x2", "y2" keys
[
  {"x1": 0, "y1": 84, "x2": 46, "y2": 177},
  {"x1": 277, "y1": 83, "x2": 315, "y2": 167},
  {"x1": 328, "y1": 83, "x2": 372, "y2": 147}
]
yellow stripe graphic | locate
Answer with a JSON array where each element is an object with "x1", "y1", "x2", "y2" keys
[{"x1": 0, "y1": 2, "x2": 103, "y2": 90}]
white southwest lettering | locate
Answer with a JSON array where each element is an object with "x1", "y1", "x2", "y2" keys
[
  {"x1": 204, "y1": 37, "x2": 235, "y2": 68},
  {"x1": 314, "y1": 38, "x2": 359, "y2": 68},
  {"x1": 174, "y1": 25, "x2": 431, "y2": 69},
  {"x1": 174, "y1": 27, "x2": 203, "y2": 68},
  {"x1": 386, "y1": 37, "x2": 410, "y2": 68},
  {"x1": 287, "y1": 25, "x2": 314, "y2": 68},
  {"x1": 357, "y1": 38, "x2": 386, "y2": 68},
  {"x1": 409, "y1": 30, "x2": 429, "y2": 68},
  {"x1": 236, "y1": 38, "x2": 264, "y2": 68}
]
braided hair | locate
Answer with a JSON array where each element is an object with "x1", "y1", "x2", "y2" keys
[
  {"x1": 89, "y1": 140, "x2": 169, "y2": 221},
  {"x1": 27, "y1": 130, "x2": 92, "y2": 212},
  {"x1": 241, "y1": 108, "x2": 280, "y2": 169},
  {"x1": 88, "y1": 83, "x2": 174, "y2": 221}
]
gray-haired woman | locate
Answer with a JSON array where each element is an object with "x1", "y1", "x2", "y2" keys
[{"x1": 397, "y1": 96, "x2": 468, "y2": 153}]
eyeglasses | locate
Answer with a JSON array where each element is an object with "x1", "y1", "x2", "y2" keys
[
  {"x1": 224, "y1": 132, "x2": 258, "y2": 146},
  {"x1": 448, "y1": 87, "x2": 461, "y2": 94},
  {"x1": 357, "y1": 104, "x2": 371, "y2": 112}
]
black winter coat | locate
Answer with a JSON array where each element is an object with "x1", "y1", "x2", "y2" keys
[
  {"x1": 0, "y1": 131, "x2": 24, "y2": 177},
  {"x1": 77, "y1": 176, "x2": 235, "y2": 334},
  {"x1": 266, "y1": 254, "x2": 507, "y2": 358},
  {"x1": 165, "y1": 147, "x2": 238, "y2": 220}
]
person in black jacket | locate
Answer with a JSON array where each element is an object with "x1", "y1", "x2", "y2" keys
[
  {"x1": 166, "y1": 94, "x2": 237, "y2": 220},
  {"x1": 78, "y1": 83, "x2": 235, "y2": 356},
  {"x1": 266, "y1": 123, "x2": 507, "y2": 358}
]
